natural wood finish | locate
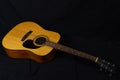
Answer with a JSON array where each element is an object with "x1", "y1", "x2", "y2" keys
[
  {"x1": 4, "y1": 48, "x2": 55, "y2": 63},
  {"x1": 2, "y1": 21, "x2": 60, "y2": 63},
  {"x1": 2, "y1": 21, "x2": 98, "y2": 63}
]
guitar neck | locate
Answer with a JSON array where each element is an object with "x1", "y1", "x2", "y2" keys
[{"x1": 45, "y1": 41, "x2": 98, "y2": 62}]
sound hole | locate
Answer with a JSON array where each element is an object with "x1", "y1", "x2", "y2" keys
[
  {"x1": 23, "y1": 40, "x2": 40, "y2": 49},
  {"x1": 34, "y1": 37, "x2": 46, "y2": 45}
]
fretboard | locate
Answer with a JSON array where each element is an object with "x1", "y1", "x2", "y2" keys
[{"x1": 45, "y1": 41, "x2": 98, "y2": 62}]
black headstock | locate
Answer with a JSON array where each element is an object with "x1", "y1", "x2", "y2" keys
[{"x1": 96, "y1": 59, "x2": 119, "y2": 76}]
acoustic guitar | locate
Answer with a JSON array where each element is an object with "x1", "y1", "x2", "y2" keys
[{"x1": 2, "y1": 21, "x2": 118, "y2": 75}]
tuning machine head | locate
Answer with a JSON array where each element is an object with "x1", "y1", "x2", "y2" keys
[{"x1": 96, "y1": 58, "x2": 119, "y2": 76}]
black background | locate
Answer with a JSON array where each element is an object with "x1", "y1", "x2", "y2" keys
[{"x1": 0, "y1": 0, "x2": 120, "y2": 80}]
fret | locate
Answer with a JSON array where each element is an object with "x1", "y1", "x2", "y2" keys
[{"x1": 45, "y1": 41, "x2": 97, "y2": 62}]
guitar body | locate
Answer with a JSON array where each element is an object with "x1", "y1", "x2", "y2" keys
[
  {"x1": 2, "y1": 21, "x2": 60, "y2": 63},
  {"x1": 2, "y1": 21, "x2": 117, "y2": 74}
]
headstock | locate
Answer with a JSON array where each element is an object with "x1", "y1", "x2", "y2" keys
[{"x1": 96, "y1": 59, "x2": 119, "y2": 76}]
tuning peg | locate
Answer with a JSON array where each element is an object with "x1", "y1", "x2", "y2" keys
[
  {"x1": 99, "y1": 68, "x2": 103, "y2": 71},
  {"x1": 108, "y1": 73, "x2": 113, "y2": 77},
  {"x1": 112, "y1": 64, "x2": 115, "y2": 67},
  {"x1": 107, "y1": 62, "x2": 110, "y2": 65}
]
